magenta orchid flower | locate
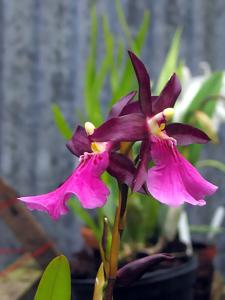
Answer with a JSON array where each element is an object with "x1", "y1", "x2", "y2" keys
[
  {"x1": 19, "y1": 123, "x2": 110, "y2": 219},
  {"x1": 19, "y1": 92, "x2": 137, "y2": 219},
  {"x1": 90, "y1": 51, "x2": 218, "y2": 207}
]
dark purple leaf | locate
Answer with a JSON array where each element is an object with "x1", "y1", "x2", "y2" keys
[
  {"x1": 166, "y1": 123, "x2": 210, "y2": 145},
  {"x1": 66, "y1": 126, "x2": 91, "y2": 157},
  {"x1": 116, "y1": 254, "x2": 173, "y2": 286},
  {"x1": 107, "y1": 91, "x2": 137, "y2": 119},
  {"x1": 153, "y1": 74, "x2": 181, "y2": 113},
  {"x1": 107, "y1": 153, "x2": 136, "y2": 186},
  {"x1": 90, "y1": 113, "x2": 148, "y2": 142},
  {"x1": 128, "y1": 51, "x2": 152, "y2": 116},
  {"x1": 132, "y1": 141, "x2": 150, "y2": 192}
]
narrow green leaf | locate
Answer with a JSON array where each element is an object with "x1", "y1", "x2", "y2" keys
[
  {"x1": 190, "y1": 225, "x2": 225, "y2": 234},
  {"x1": 99, "y1": 217, "x2": 111, "y2": 277},
  {"x1": 110, "y1": 58, "x2": 135, "y2": 105},
  {"x1": 110, "y1": 5, "x2": 150, "y2": 105},
  {"x1": 132, "y1": 10, "x2": 150, "y2": 55},
  {"x1": 196, "y1": 159, "x2": 225, "y2": 173},
  {"x1": 185, "y1": 144, "x2": 202, "y2": 165},
  {"x1": 90, "y1": 15, "x2": 114, "y2": 125},
  {"x1": 117, "y1": 37, "x2": 125, "y2": 68},
  {"x1": 115, "y1": 0, "x2": 132, "y2": 46},
  {"x1": 84, "y1": 6, "x2": 98, "y2": 120},
  {"x1": 51, "y1": 104, "x2": 73, "y2": 140},
  {"x1": 176, "y1": 59, "x2": 185, "y2": 81},
  {"x1": 35, "y1": 255, "x2": 71, "y2": 300},
  {"x1": 68, "y1": 198, "x2": 100, "y2": 241},
  {"x1": 93, "y1": 263, "x2": 105, "y2": 300},
  {"x1": 156, "y1": 29, "x2": 181, "y2": 94},
  {"x1": 183, "y1": 72, "x2": 224, "y2": 121}
]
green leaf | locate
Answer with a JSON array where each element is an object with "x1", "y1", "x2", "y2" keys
[
  {"x1": 90, "y1": 15, "x2": 114, "y2": 125},
  {"x1": 196, "y1": 159, "x2": 225, "y2": 173},
  {"x1": 93, "y1": 263, "x2": 105, "y2": 300},
  {"x1": 68, "y1": 198, "x2": 100, "y2": 241},
  {"x1": 185, "y1": 144, "x2": 202, "y2": 165},
  {"x1": 99, "y1": 217, "x2": 111, "y2": 276},
  {"x1": 34, "y1": 255, "x2": 71, "y2": 300},
  {"x1": 110, "y1": 4, "x2": 149, "y2": 105},
  {"x1": 84, "y1": 6, "x2": 98, "y2": 121},
  {"x1": 132, "y1": 10, "x2": 150, "y2": 55},
  {"x1": 156, "y1": 29, "x2": 181, "y2": 94},
  {"x1": 183, "y1": 72, "x2": 224, "y2": 121},
  {"x1": 125, "y1": 194, "x2": 160, "y2": 244},
  {"x1": 180, "y1": 72, "x2": 223, "y2": 165},
  {"x1": 51, "y1": 104, "x2": 73, "y2": 140},
  {"x1": 190, "y1": 225, "x2": 225, "y2": 234},
  {"x1": 115, "y1": 0, "x2": 132, "y2": 46}
]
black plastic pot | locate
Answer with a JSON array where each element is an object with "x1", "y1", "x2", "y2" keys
[
  {"x1": 72, "y1": 256, "x2": 198, "y2": 300},
  {"x1": 193, "y1": 242, "x2": 216, "y2": 300}
]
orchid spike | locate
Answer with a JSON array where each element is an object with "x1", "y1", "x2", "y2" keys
[{"x1": 19, "y1": 91, "x2": 139, "y2": 219}]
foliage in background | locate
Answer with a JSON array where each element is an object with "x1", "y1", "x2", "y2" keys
[{"x1": 52, "y1": 1, "x2": 224, "y2": 250}]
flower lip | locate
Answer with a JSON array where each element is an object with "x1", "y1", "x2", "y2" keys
[{"x1": 147, "y1": 137, "x2": 218, "y2": 206}]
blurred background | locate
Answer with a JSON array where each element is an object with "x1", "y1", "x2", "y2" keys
[{"x1": 0, "y1": 0, "x2": 225, "y2": 295}]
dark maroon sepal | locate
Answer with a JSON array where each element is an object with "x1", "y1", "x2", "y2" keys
[
  {"x1": 128, "y1": 51, "x2": 152, "y2": 116},
  {"x1": 153, "y1": 73, "x2": 181, "y2": 113},
  {"x1": 121, "y1": 96, "x2": 158, "y2": 116},
  {"x1": 107, "y1": 153, "x2": 136, "y2": 186},
  {"x1": 132, "y1": 141, "x2": 150, "y2": 192},
  {"x1": 116, "y1": 254, "x2": 173, "y2": 286},
  {"x1": 66, "y1": 126, "x2": 91, "y2": 157},
  {"x1": 166, "y1": 123, "x2": 210, "y2": 145},
  {"x1": 107, "y1": 91, "x2": 137, "y2": 119},
  {"x1": 90, "y1": 113, "x2": 147, "y2": 142},
  {"x1": 120, "y1": 101, "x2": 141, "y2": 115}
]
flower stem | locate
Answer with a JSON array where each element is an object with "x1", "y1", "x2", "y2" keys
[{"x1": 103, "y1": 183, "x2": 128, "y2": 300}]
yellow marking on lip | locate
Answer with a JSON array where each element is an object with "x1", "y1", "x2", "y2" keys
[
  {"x1": 91, "y1": 142, "x2": 107, "y2": 153},
  {"x1": 159, "y1": 123, "x2": 165, "y2": 130}
]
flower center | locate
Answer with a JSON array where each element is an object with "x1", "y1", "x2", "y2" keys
[
  {"x1": 85, "y1": 121, "x2": 107, "y2": 153},
  {"x1": 147, "y1": 108, "x2": 175, "y2": 139}
]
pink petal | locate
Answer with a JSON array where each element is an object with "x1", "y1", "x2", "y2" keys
[
  {"x1": 147, "y1": 139, "x2": 218, "y2": 206},
  {"x1": 19, "y1": 151, "x2": 110, "y2": 219}
]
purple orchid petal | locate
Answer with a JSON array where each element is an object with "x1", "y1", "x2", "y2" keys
[
  {"x1": 121, "y1": 96, "x2": 158, "y2": 116},
  {"x1": 165, "y1": 123, "x2": 210, "y2": 145},
  {"x1": 66, "y1": 126, "x2": 91, "y2": 157},
  {"x1": 120, "y1": 101, "x2": 141, "y2": 115},
  {"x1": 132, "y1": 141, "x2": 150, "y2": 192},
  {"x1": 116, "y1": 254, "x2": 173, "y2": 286},
  {"x1": 107, "y1": 91, "x2": 137, "y2": 119},
  {"x1": 107, "y1": 152, "x2": 136, "y2": 186},
  {"x1": 147, "y1": 138, "x2": 217, "y2": 206},
  {"x1": 19, "y1": 152, "x2": 110, "y2": 219},
  {"x1": 128, "y1": 51, "x2": 152, "y2": 116},
  {"x1": 90, "y1": 113, "x2": 147, "y2": 142},
  {"x1": 153, "y1": 74, "x2": 181, "y2": 113}
]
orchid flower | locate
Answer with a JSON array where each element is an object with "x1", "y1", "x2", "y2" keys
[
  {"x1": 19, "y1": 92, "x2": 137, "y2": 219},
  {"x1": 90, "y1": 51, "x2": 218, "y2": 207}
]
